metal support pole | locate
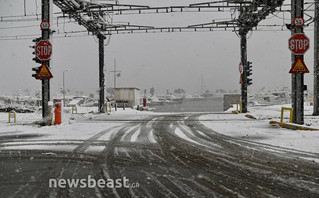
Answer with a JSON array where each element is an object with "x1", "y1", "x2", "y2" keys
[
  {"x1": 291, "y1": 0, "x2": 304, "y2": 124},
  {"x1": 63, "y1": 69, "x2": 69, "y2": 107},
  {"x1": 313, "y1": 1, "x2": 319, "y2": 115},
  {"x1": 114, "y1": 59, "x2": 116, "y2": 89},
  {"x1": 63, "y1": 71, "x2": 65, "y2": 107},
  {"x1": 41, "y1": 0, "x2": 51, "y2": 125},
  {"x1": 110, "y1": 59, "x2": 121, "y2": 90},
  {"x1": 240, "y1": 32, "x2": 248, "y2": 113},
  {"x1": 98, "y1": 34, "x2": 106, "y2": 113}
]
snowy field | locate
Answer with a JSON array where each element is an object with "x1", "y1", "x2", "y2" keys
[
  {"x1": 1, "y1": 104, "x2": 319, "y2": 155},
  {"x1": 200, "y1": 104, "x2": 319, "y2": 155}
]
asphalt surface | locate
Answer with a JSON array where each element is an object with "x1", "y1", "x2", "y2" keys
[{"x1": 1, "y1": 113, "x2": 319, "y2": 197}]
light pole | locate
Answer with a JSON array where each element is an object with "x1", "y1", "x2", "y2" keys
[{"x1": 63, "y1": 69, "x2": 70, "y2": 107}]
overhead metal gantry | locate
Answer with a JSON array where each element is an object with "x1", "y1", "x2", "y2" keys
[
  {"x1": 98, "y1": 20, "x2": 239, "y2": 35},
  {"x1": 56, "y1": 1, "x2": 252, "y2": 14},
  {"x1": 53, "y1": 0, "x2": 255, "y2": 35},
  {"x1": 52, "y1": 0, "x2": 285, "y2": 40},
  {"x1": 52, "y1": 0, "x2": 284, "y2": 113}
]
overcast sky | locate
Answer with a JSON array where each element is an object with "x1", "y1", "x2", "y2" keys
[{"x1": 0, "y1": 0, "x2": 316, "y2": 97}]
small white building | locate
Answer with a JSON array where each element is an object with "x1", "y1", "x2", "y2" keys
[{"x1": 114, "y1": 88, "x2": 140, "y2": 107}]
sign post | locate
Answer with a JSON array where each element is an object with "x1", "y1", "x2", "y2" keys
[
  {"x1": 288, "y1": 33, "x2": 310, "y2": 124},
  {"x1": 290, "y1": 0, "x2": 307, "y2": 124},
  {"x1": 39, "y1": 0, "x2": 51, "y2": 126}
]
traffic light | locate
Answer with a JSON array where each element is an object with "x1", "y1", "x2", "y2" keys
[
  {"x1": 247, "y1": 78, "x2": 252, "y2": 86},
  {"x1": 32, "y1": 66, "x2": 40, "y2": 79},
  {"x1": 32, "y1": 37, "x2": 41, "y2": 44},
  {"x1": 32, "y1": 56, "x2": 42, "y2": 64},
  {"x1": 247, "y1": 61, "x2": 252, "y2": 86},
  {"x1": 31, "y1": 37, "x2": 42, "y2": 63},
  {"x1": 246, "y1": 61, "x2": 252, "y2": 76}
]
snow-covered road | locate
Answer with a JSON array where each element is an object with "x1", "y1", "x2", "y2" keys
[{"x1": 1, "y1": 111, "x2": 319, "y2": 197}]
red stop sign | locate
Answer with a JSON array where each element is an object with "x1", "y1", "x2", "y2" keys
[
  {"x1": 288, "y1": 33, "x2": 310, "y2": 55},
  {"x1": 35, "y1": 40, "x2": 52, "y2": 60}
]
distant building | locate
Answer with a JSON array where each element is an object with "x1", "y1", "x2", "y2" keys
[{"x1": 114, "y1": 88, "x2": 140, "y2": 107}]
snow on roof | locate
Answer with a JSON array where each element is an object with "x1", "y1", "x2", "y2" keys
[
  {"x1": 68, "y1": 99, "x2": 82, "y2": 105},
  {"x1": 113, "y1": 87, "x2": 140, "y2": 90}
]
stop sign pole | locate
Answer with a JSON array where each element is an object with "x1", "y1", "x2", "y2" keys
[
  {"x1": 40, "y1": 0, "x2": 51, "y2": 126},
  {"x1": 291, "y1": 0, "x2": 305, "y2": 125},
  {"x1": 314, "y1": 1, "x2": 319, "y2": 116}
]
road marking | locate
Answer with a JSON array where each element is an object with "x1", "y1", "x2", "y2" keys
[
  {"x1": 174, "y1": 128, "x2": 198, "y2": 145},
  {"x1": 131, "y1": 128, "x2": 141, "y2": 142},
  {"x1": 147, "y1": 129, "x2": 157, "y2": 143},
  {"x1": 120, "y1": 124, "x2": 140, "y2": 142}
]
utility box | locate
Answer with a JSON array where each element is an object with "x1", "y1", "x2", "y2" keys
[{"x1": 114, "y1": 88, "x2": 140, "y2": 107}]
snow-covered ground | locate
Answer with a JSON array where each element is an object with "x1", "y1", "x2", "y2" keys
[
  {"x1": 0, "y1": 107, "x2": 157, "y2": 152},
  {"x1": 200, "y1": 104, "x2": 319, "y2": 154},
  {"x1": 1, "y1": 104, "x2": 319, "y2": 155}
]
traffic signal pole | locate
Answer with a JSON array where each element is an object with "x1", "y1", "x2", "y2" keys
[
  {"x1": 240, "y1": 32, "x2": 248, "y2": 113},
  {"x1": 313, "y1": 1, "x2": 319, "y2": 115},
  {"x1": 291, "y1": 0, "x2": 304, "y2": 124},
  {"x1": 41, "y1": 0, "x2": 51, "y2": 125},
  {"x1": 98, "y1": 34, "x2": 106, "y2": 113}
]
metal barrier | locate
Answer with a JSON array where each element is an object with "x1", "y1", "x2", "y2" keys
[
  {"x1": 8, "y1": 110, "x2": 16, "y2": 123},
  {"x1": 236, "y1": 101, "x2": 242, "y2": 113},
  {"x1": 72, "y1": 105, "x2": 77, "y2": 114},
  {"x1": 281, "y1": 107, "x2": 293, "y2": 123}
]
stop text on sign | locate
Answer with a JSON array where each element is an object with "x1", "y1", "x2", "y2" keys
[
  {"x1": 36, "y1": 45, "x2": 52, "y2": 56},
  {"x1": 288, "y1": 33, "x2": 310, "y2": 55},
  {"x1": 289, "y1": 39, "x2": 309, "y2": 50},
  {"x1": 35, "y1": 40, "x2": 52, "y2": 60}
]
